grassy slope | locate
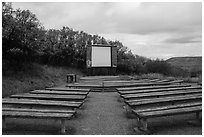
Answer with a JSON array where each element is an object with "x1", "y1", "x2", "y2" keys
[
  {"x1": 2, "y1": 63, "x2": 84, "y2": 97},
  {"x1": 2, "y1": 63, "x2": 201, "y2": 98},
  {"x1": 166, "y1": 56, "x2": 202, "y2": 72}
]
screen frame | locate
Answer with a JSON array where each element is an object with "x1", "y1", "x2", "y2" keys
[{"x1": 91, "y1": 45, "x2": 113, "y2": 68}]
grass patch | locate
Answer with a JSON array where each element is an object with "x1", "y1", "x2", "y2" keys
[
  {"x1": 2, "y1": 63, "x2": 84, "y2": 97},
  {"x1": 129, "y1": 73, "x2": 202, "y2": 84}
]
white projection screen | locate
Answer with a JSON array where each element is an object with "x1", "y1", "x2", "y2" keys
[{"x1": 91, "y1": 46, "x2": 111, "y2": 67}]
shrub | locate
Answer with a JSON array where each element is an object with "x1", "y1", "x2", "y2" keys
[{"x1": 145, "y1": 59, "x2": 172, "y2": 75}]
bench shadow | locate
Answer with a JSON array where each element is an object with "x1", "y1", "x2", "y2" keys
[
  {"x1": 146, "y1": 115, "x2": 202, "y2": 135},
  {"x1": 3, "y1": 119, "x2": 77, "y2": 135}
]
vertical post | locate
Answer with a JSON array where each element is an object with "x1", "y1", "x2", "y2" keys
[
  {"x1": 138, "y1": 118, "x2": 148, "y2": 132},
  {"x1": 196, "y1": 112, "x2": 200, "y2": 120},
  {"x1": 2, "y1": 117, "x2": 6, "y2": 129},
  {"x1": 60, "y1": 119, "x2": 66, "y2": 134},
  {"x1": 75, "y1": 74, "x2": 77, "y2": 82},
  {"x1": 102, "y1": 81, "x2": 104, "y2": 92}
]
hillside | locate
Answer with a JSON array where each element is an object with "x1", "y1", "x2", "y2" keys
[
  {"x1": 2, "y1": 63, "x2": 84, "y2": 97},
  {"x1": 166, "y1": 56, "x2": 202, "y2": 72}
]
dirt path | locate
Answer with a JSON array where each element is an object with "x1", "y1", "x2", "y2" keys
[{"x1": 67, "y1": 92, "x2": 137, "y2": 135}]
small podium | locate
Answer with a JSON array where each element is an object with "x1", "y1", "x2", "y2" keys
[{"x1": 67, "y1": 74, "x2": 77, "y2": 83}]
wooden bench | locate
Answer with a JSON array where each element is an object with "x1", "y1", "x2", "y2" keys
[
  {"x1": 133, "y1": 102, "x2": 202, "y2": 113},
  {"x1": 3, "y1": 98, "x2": 83, "y2": 108},
  {"x1": 132, "y1": 105, "x2": 201, "y2": 132},
  {"x1": 46, "y1": 88, "x2": 90, "y2": 92},
  {"x1": 103, "y1": 80, "x2": 149, "y2": 83},
  {"x1": 154, "y1": 79, "x2": 170, "y2": 83},
  {"x1": 2, "y1": 108, "x2": 74, "y2": 134},
  {"x1": 119, "y1": 86, "x2": 201, "y2": 95},
  {"x1": 122, "y1": 90, "x2": 202, "y2": 100},
  {"x1": 117, "y1": 84, "x2": 191, "y2": 92},
  {"x1": 10, "y1": 93, "x2": 87, "y2": 101},
  {"x1": 103, "y1": 79, "x2": 163, "y2": 84},
  {"x1": 66, "y1": 84, "x2": 99, "y2": 89},
  {"x1": 66, "y1": 80, "x2": 184, "y2": 89},
  {"x1": 31, "y1": 90, "x2": 89, "y2": 95},
  {"x1": 148, "y1": 79, "x2": 161, "y2": 82},
  {"x1": 118, "y1": 84, "x2": 202, "y2": 133},
  {"x1": 165, "y1": 80, "x2": 184, "y2": 84},
  {"x1": 3, "y1": 107, "x2": 76, "y2": 114},
  {"x1": 126, "y1": 94, "x2": 202, "y2": 107}
]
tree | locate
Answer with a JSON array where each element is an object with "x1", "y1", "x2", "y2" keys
[{"x1": 2, "y1": 2, "x2": 45, "y2": 64}]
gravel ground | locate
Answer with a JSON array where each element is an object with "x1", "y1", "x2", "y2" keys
[
  {"x1": 3, "y1": 91, "x2": 202, "y2": 135},
  {"x1": 66, "y1": 91, "x2": 138, "y2": 135}
]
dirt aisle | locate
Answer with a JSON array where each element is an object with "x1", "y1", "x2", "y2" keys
[{"x1": 67, "y1": 92, "x2": 137, "y2": 135}]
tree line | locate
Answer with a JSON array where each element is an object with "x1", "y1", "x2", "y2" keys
[{"x1": 2, "y1": 2, "x2": 191, "y2": 77}]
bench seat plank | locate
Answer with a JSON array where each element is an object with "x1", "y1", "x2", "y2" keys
[
  {"x1": 3, "y1": 98, "x2": 83, "y2": 108},
  {"x1": 31, "y1": 90, "x2": 88, "y2": 95},
  {"x1": 117, "y1": 84, "x2": 191, "y2": 92},
  {"x1": 10, "y1": 93, "x2": 86, "y2": 101},
  {"x1": 3, "y1": 111, "x2": 74, "y2": 119},
  {"x1": 127, "y1": 94, "x2": 202, "y2": 106},
  {"x1": 46, "y1": 88, "x2": 90, "y2": 92},
  {"x1": 155, "y1": 80, "x2": 170, "y2": 83},
  {"x1": 122, "y1": 90, "x2": 202, "y2": 99},
  {"x1": 103, "y1": 80, "x2": 151, "y2": 83},
  {"x1": 2, "y1": 107, "x2": 76, "y2": 114},
  {"x1": 165, "y1": 80, "x2": 184, "y2": 84},
  {"x1": 119, "y1": 86, "x2": 201, "y2": 95},
  {"x1": 66, "y1": 81, "x2": 184, "y2": 89},
  {"x1": 133, "y1": 102, "x2": 202, "y2": 113},
  {"x1": 134, "y1": 106, "x2": 202, "y2": 118},
  {"x1": 148, "y1": 79, "x2": 161, "y2": 82}
]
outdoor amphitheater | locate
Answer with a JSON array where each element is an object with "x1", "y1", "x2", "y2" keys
[{"x1": 2, "y1": 75, "x2": 202, "y2": 135}]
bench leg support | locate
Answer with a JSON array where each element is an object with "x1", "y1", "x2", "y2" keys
[
  {"x1": 134, "y1": 117, "x2": 151, "y2": 134},
  {"x1": 136, "y1": 118, "x2": 148, "y2": 131},
  {"x1": 2, "y1": 117, "x2": 6, "y2": 130},
  {"x1": 139, "y1": 118, "x2": 148, "y2": 131},
  {"x1": 60, "y1": 119, "x2": 66, "y2": 134},
  {"x1": 187, "y1": 112, "x2": 201, "y2": 126},
  {"x1": 125, "y1": 106, "x2": 137, "y2": 119},
  {"x1": 196, "y1": 112, "x2": 200, "y2": 120}
]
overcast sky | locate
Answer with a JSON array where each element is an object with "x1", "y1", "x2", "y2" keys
[{"x1": 12, "y1": 2, "x2": 202, "y2": 60}]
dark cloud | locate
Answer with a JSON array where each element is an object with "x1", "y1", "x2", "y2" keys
[{"x1": 164, "y1": 35, "x2": 201, "y2": 44}]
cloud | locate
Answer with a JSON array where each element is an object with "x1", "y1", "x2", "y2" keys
[
  {"x1": 12, "y1": 2, "x2": 202, "y2": 59},
  {"x1": 100, "y1": 32, "x2": 202, "y2": 59},
  {"x1": 111, "y1": 2, "x2": 201, "y2": 35},
  {"x1": 12, "y1": 2, "x2": 202, "y2": 35},
  {"x1": 164, "y1": 35, "x2": 202, "y2": 44}
]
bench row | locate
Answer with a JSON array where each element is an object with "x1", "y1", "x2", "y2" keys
[
  {"x1": 117, "y1": 84, "x2": 202, "y2": 133},
  {"x1": 2, "y1": 87, "x2": 90, "y2": 134},
  {"x1": 3, "y1": 108, "x2": 74, "y2": 134},
  {"x1": 66, "y1": 80, "x2": 184, "y2": 89},
  {"x1": 121, "y1": 89, "x2": 202, "y2": 100},
  {"x1": 118, "y1": 84, "x2": 198, "y2": 93}
]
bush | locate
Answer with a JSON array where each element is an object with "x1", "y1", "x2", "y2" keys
[{"x1": 145, "y1": 59, "x2": 172, "y2": 75}]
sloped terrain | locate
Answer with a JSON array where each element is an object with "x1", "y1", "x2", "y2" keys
[
  {"x1": 166, "y1": 56, "x2": 202, "y2": 72},
  {"x1": 2, "y1": 63, "x2": 84, "y2": 97}
]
